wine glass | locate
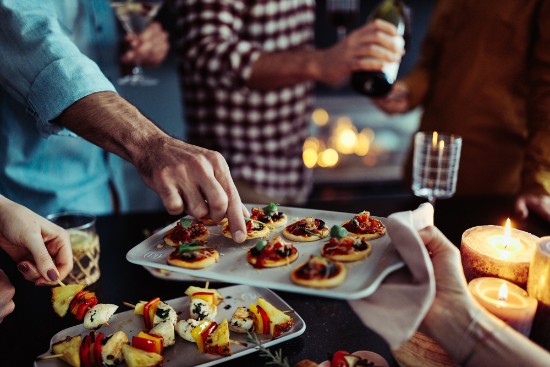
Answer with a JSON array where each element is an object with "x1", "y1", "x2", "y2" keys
[
  {"x1": 111, "y1": 0, "x2": 163, "y2": 86},
  {"x1": 326, "y1": 0, "x2": 360, "y2": 40},
  {"x1": 411, "y1": 131, "x2": 462, "y2": 207}
]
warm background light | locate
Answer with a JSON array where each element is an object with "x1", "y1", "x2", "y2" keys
[
  {"x1": 317, "y1": 148, "x2": 339, "y2": 168},
  {"x1": 311, "y1": 108, "x2": 330, "y2": 126}
]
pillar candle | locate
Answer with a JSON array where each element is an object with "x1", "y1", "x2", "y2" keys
[
  {"x1": 461, "y1": 223, "x2": 539, "y2": 288},
  {"x1": 527, "y1": 236, "x2": 550, "y2": 350},
  {"x1": 469, "y1": 277, "x2": 537, "y2": 336}
]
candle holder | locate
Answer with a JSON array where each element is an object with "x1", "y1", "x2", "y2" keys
[
  {"x1": 461, "y1": 225, "x2": 539, "y2": 288},
  {"x1": 468, "y1": 277, "x2": 537, "y2": 336},
  {"x1": 527, "y1": 236, "x2": 550, "y2": 350}
]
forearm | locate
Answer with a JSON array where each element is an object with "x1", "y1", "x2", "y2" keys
[
  {"x1": 53, "y1": 91, "x2": 166, "y2": 166},
  {"x1": 426, "y1": 303, "x2": 550, "y2": 366},
  {"x1": 247, "y1": 49, "x2": 323, "y2": 90}
]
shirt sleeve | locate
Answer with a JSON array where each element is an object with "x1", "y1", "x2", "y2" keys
[
  {"x1": 523, "y1": 0, "x2": 550, "y2": 195},
  {"x1": 0, "y1": 1, "x2": 116, "y2": 136},
  {"x1": 176, "y1": 0, "x2": 262, "y2": 89}
]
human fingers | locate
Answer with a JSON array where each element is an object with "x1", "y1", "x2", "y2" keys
[
  {"x1": 514, "y1": 194, "x2": 550, "y2": 223},
  {"x1": 210, "y1": 158, "x2": 247, "y2": 243},
  {"x1": 129, "y1": 22, "x2": 169, "y2": 67},
  {"x1": 0, "y1": 269, "x2": 15, "y2": 323}
]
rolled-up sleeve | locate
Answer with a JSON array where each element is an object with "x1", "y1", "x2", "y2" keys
[
  {"x1": 0, "y1": 1, "x2": 116, "y2": 136},
  {"x1": 177, "y1": 0, "x2": 262, "y2": 89}
]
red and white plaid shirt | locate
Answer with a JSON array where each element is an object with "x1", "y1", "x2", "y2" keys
[{"x1": 176, "y1": 0, "x2": 315, "y2": 204}]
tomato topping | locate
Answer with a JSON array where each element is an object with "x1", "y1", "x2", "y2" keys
[
  {"x1": 143, "y1": 297, "x2": 160, "y2": 330},
  {"x1": 330, "y1": 350, "x2": 350, "y2": 367},
  {"x1": 256, "y1": 305, "x2": 270, "y2": 334}
]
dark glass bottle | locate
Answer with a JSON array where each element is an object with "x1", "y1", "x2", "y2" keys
[{"x1": 350, "y1": 0, "x2": 410, "y2": 98}]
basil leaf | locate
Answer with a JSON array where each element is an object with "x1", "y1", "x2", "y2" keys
[
  {"x1": 179, "y1": 218, "x2": 194, "y2": 228},
  {"x1": 262, "y1": 202, "x2": 279, "y2": 216},
  {"x1": 330, "y1": 225, "x2": 348, "y2": 239},
  {"x1": 255, "y1": 240, "x2": 268, "y2": 251}
]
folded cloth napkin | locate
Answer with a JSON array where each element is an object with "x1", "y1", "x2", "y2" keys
[{"x1": 348, "y1": 203, "x2": 436, "y2": 350}]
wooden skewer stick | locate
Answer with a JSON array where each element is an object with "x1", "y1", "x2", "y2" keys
[
  {"x1": 283, "y1": 309, "x2": 294, "y2": 314},
  {"x1": 230, "y1": 339, "x2": 248, "y2": 347},
  {"x1": 57, "y1": 280, "x2": 66, "y2": 287},
  {"x1": 204, "y1": 281, "x2": 210, "y2": 289},
  {"x1": 37, "y1": 354, "x2": 64, "y2": 360},
  {"x1": 123, "y1": 301, "x2": 136, "y2": 309}
]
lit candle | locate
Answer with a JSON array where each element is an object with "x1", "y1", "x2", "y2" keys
[
  {"x1": 461, "y1": 220, "x2": 539, "y2": 288},
  {"x1": 469, "y1": 277, "x2": 537, "y2": 336},
  {"x1": 527, "y1": 236, "x2": 550, "y2": 349}
]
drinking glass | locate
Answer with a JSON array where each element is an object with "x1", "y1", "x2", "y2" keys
[
  {"x1": 111, "y1": 0, "x2": 163, "y2": 86},
  {"x1": 412, "y1": 131, "x2": 462, "y2": 206},
  {"x1": 326, "y1": 0, "x2": 360, "y2": 40},
  {"x1": 47, "y1": 212, "x2": 101, "y2": 285}
]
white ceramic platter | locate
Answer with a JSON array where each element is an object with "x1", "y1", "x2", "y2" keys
[
  {"x1": 35, "y1": 284, "x2": 305, "y2": 367},
  {"x1": 127, "y1": 205, "x2": 405, "y2": 300}
]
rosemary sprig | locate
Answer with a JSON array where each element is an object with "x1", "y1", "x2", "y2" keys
[{"x1": 246, "y1": 332, "x2": 290, "y2": 367}]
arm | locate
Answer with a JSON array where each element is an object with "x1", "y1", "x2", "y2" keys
[
  {"x1": 0, "y1": 270, "x2": 15, "y2": 324},
  {"x1": 419, "y1": 226, "x2": 550, "y2": 366},
  {"x1": 177, "y1": 1, "x2": 403, "y2": 91},
  {"x1": 53, "y1": 92, "x2": 247, "y2": 241},
  {"x1": 248, "y1": 19, "x2": 404, "y2": 89},
  {"x1": 0, "y1": 195, "x2": 73, "y2": 285},
  {"x1": 516, "y1": 0, "x2": 550, "y2": 223}
]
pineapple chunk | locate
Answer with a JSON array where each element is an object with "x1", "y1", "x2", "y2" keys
[
  {"x1": 184, "y1": 286, "x2": 223, "y2": 305},
  {"x1": 257, "y1": 297, "x2": 295, "y2": 338},
  {"x1": 122, "y1": 344, "x2": 163, "y2": 367},
  {"x1": 205, "y1": 319, "x2": 231, "y2": 357},
  {"x1": 51, "y1": 284, "x2": 86, "y2": 317},
  {"x1": 52, "y1": 335, "x2": 82, "y2": 367}
]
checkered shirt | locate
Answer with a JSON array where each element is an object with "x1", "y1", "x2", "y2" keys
[{"x1": 176, "y1": 0, "x2": 315, "y2": 204}]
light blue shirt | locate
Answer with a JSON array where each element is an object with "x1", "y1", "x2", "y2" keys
[{"x1": 0, "y1": 0, "x2": 120, "y2": 216}]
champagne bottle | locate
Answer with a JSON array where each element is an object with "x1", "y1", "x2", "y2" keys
[{"x1": 351, "y1": 0, "x2": 410, "y2": 98}]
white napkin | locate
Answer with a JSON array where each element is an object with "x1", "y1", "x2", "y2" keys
[{"x1": 348, "y1": 203, "x2": 436, "y2": 350}]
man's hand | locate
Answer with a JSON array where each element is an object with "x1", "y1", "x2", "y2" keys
[
  {"x1": 0, "y1": 196, "x2": 73, "y2": 285},
  {"x1": 372, "y1": 80, "x2": 410, "y2": 114},
  {"x1": 514, "y1": 194, "x2": 550, "y2": 223},
  {"x1": 121, "y1": 21, "x2": 169, "y2": 67},
  {"x1": 318, "y1": 19, "x2": 405, "y2": 87}
]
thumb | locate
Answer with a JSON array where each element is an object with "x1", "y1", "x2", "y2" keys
[{"x1": 514, "y1": 197, "x2": 529, "y2": 220}]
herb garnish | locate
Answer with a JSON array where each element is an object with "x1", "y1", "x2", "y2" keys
[
  {"x1": 179, "y1": 218, "x2": 194, "y2": 228},
  {"x1": 330, "y1": 225, "x2": 348, "y2": 239},
  {"x1": 246, "y1": 332, "x2": 289, "y2": 367}
]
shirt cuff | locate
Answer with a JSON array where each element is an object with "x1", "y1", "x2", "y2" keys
[{"x1": 27, "y1": 54, "x2": 116, "y2": 136}]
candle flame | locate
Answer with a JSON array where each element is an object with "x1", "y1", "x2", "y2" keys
[
  {"x1": 438, "y1": 140, "x2": 445, "y2": 154},
  {"x1": 498, "y1": 283, "x2": 508, "y2": 301},
  {"x1": 503, "y1": 218, "x2": 512, "y2": 249},
  {"x1": 432, "y1": 131, "x2": 438, "y2": 148}
]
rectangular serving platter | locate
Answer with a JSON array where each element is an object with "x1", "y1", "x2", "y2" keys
[
  {"x1": 35, "y1": 284, "x2": 305, "y2": 367},
  {"x1": 127, "y1": 205, "x2": 405, "y2": 300}
]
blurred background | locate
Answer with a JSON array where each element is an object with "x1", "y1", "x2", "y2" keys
[{"x1": 114, "y1": 0, "x2": 435, "y2": 212}]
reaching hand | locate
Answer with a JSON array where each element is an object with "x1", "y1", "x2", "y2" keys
[
  {"x1": 318, "y1": 19, "x2": 405, "y2": 87},
  {"x1": 121, "y1": 21, "x2": 169, "y2": 67},
  {"x1": 514, "y1": 194, "x2": 550, "y2": 223},
  {"x1": 0, "y1": 196, "x2": 73, "y2": 285},
  {"x1": 371, "y1": 80, "x2": 410, "y2": 114}
]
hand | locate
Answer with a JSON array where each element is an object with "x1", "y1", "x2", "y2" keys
[
  {"x1": 0, "y1": 269, "x2": 15, "y2": 323},
  {"x1": 372, "y1": 80, "x2": 410, "y2": 114},
  {"x1": 121, "y1": 21, "x2": 169, "y2": 67},
  {"x1": 318, "y1": 19, "x2": 405, "y2": 86},
  {"x1": 417, "y1": 226, "x2": 477, "y2": 332},
  {"x1": 514, "y1": 194, "x2": 550, "y2": 223},
  {"x1": 135, "y1": 138, "x2": 248, "y2": 243},
  {"x1": 0, "y1": 196, "x2": 73, "y2": 285}
]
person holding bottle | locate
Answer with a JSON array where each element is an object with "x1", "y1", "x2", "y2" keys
[
  {"x1": 176, "y1": 0, "x2": 405, "y2": 205},
  {"x1": 373, "y1": 0, "x2": 550, "y2": 223}
]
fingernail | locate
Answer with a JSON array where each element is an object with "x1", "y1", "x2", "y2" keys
[
  {"x1": 17, "y1": 263, "x2": 29, "y2": 273},
  {"x1": 47, "y1": 269, "x2": 59, "y2": 282},
  {"x1": 234, "y1": 230, "x2": 247, "y2": 243}
]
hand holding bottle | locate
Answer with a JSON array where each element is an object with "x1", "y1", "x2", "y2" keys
[
  {"x1": 372, "y1": 80, "x2": 410, "y2": 113},
  {"x1": 315, "y1": 19, "x2": 404, "y2": 87}
]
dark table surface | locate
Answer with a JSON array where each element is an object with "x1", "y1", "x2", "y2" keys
[{"x1": 1, "y1": 194, "x2": 548, "y2": 366}]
